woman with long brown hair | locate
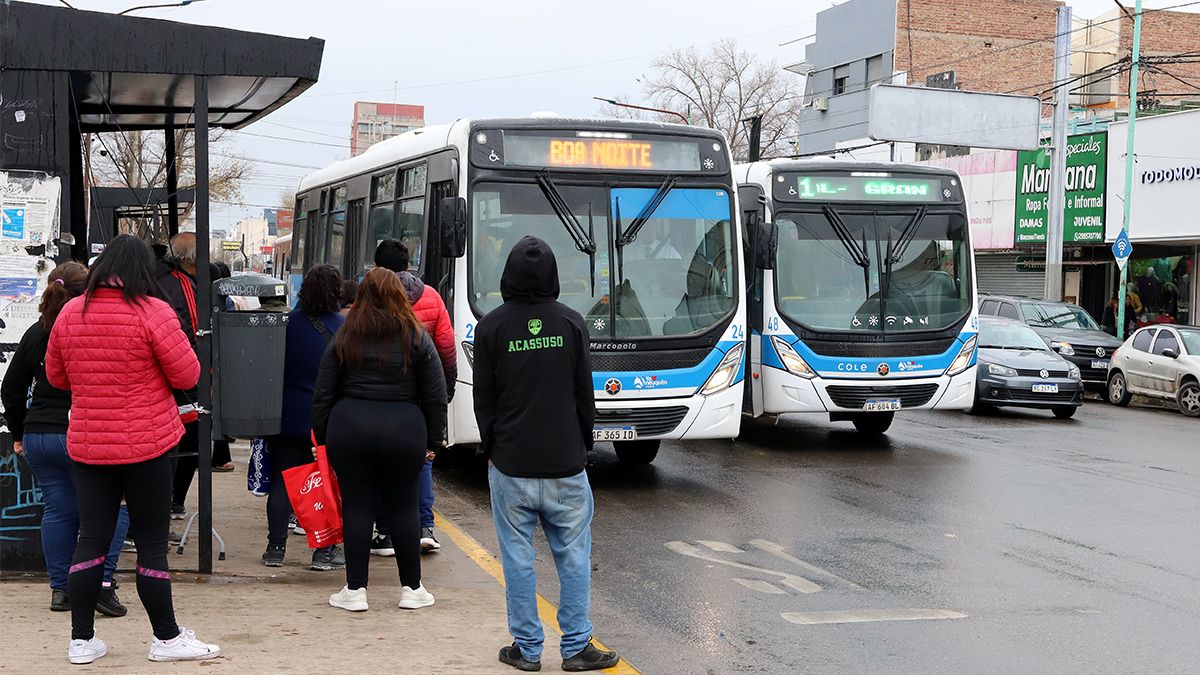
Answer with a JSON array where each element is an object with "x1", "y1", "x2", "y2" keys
[
  {"x1": 1, "y1": 262, "x2": 129, "y2": 619},
  {"x1": 311, "y1": 267, "x2": 447, "y2": 612}
]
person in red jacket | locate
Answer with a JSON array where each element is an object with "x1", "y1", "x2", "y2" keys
[
  {"x1": 373, "y1": 240, "x2": 456, "y2": 554},
  {"x1": 45, "y1": 235, "x2": 220, "y2": 665}
]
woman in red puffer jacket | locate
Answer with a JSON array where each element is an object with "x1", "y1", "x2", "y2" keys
[{"x1": 44, "y1": 235, "x2": 220, "y2": 665}]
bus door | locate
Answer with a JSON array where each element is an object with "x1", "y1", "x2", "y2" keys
[
  {"x1": 739, "y1": 185, "x2": 766, "y2": 417},
  {"x1": 425, "y1": 179, "x2": 455, "y2": 312},
  {"x1": 344, "y1": 198, "x2": 365, "y2": 275}
]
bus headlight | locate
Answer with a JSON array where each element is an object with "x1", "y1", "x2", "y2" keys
[
  {"x1": 946, "y1": 335, "x2": 977, "y2": 377},
  {"x1": 462, "y1": 341, "x2": 475, "y2": 368},
  {"x1": 700, "y1": 343, "x2": 745, "y2": 395},
  {"x1": 770, "y1": 336, "x2": 816, "y2": 379}
]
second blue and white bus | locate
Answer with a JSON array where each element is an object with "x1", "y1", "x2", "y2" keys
[
  {"x1": 737, "y1": 159, "x2": 978, "y2": 434},
  {"x1": 293, "y1": 117, "x2": 746, "y2": 463}
]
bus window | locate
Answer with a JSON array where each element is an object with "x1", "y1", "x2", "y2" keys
[
  {"x1": 328, "y1": 186, "x2": 347, "y2": 267},
  {"x1": 294, "y1": 198, "x2": 307, "y2": 269},
  {"x1": 370, "y1": 171, "x2": 397, "y2": 253},
  {"x1": 398, "y1": 198, "x2": 424, "y2": 270}
]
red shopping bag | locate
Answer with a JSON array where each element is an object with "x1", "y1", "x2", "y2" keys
[{"x1": 281, "y1": 432, "x2": 343, "y2": 548}]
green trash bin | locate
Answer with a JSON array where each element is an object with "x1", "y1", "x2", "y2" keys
[{"x1": 212, "y1": 273, "x2": 289, "y2": 438}]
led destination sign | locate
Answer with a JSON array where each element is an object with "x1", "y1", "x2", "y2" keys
[
  {"x1": 775, "y1": 173, "x2": 958, "y2": 203},
  {"x1": 482, "y1": 131, "x2": 711, "y2": 172}
]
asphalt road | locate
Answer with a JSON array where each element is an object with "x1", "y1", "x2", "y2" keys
[{"x1": 434, "y1": 400, "x2": 1200, "y2": 675}]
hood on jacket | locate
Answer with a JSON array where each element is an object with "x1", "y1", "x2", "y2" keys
[
  {"x1": 500, "y1": 236, "x2": 560, "y2": 303},
  {"x1": 398, "y1": 270, "x2": 425, "y2": 305}
]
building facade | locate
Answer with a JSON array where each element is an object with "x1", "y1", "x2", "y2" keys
[{"x1": 350, "y1": 101, "x2": 425, "y2": 156}]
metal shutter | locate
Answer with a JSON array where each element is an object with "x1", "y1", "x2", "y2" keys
[{"x1": 975, "y1": 253, "x2": 1046, "y2": 299}]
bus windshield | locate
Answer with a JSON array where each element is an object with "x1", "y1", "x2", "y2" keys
[
  {"x1": 471, "y1": 182, "x2": 735, "y2": 339},
  {"x1": 774, "y1": 209, "x2": 971, "y2": 333}
]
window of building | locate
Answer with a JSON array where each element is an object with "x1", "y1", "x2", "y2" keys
[
  {"x1": 833, "y1": 64, "x2": 849, "y2": 96},
  {"x1": 867, "y1": 54, "x2": 886, "y2": 85}
]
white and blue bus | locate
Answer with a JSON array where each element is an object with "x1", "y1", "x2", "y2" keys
[
  {"x1": 294, "y1": 117, "x2": 746, "y2": 463},
  {"x1": 736, "y1": 160, "x2": 978, "y2": 434}
]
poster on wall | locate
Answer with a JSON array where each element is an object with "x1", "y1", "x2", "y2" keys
[
  {"x1": 1014, "y1": 131, "x2": 1107, "y2": 245},
  {"x1": 0, "y1": 171, "x2": 61, "y2": 249}
]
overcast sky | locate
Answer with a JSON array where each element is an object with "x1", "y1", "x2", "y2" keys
[{"x1": 23, "y1": 0, "x2": 1199, "y2": 231}]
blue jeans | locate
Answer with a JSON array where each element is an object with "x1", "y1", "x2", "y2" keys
[
  {"x1": 419, "y1": 460, "x2": 434, "y2": 529},
  {"x1": 21, "y1": 433, "x2": 129, "y2": 589},
  {"x1": 489, "y1": 464, "x2": 594, "y2": 662}
]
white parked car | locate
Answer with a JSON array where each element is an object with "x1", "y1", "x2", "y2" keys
[{"x1": 1107, "y1": 325, "x2": 1200, "y2": 417}]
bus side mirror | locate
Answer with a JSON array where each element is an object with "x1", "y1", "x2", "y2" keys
[
  {"x1": 754, "y1": 221, "x2": 777, "y2": 270},
  {"x1": 438, "y1": 197, "x2": 466, "y2": 258}
]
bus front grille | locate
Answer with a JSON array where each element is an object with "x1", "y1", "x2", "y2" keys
[
  {"x1": 595, "y1": 406, "x2": 690, "y2": 437},
  {"x1": 592, "y1": 348, "x2": 712, "y2": 373},
  {"x1": 825, "y1": 384, "x2": 940, "y2": 409},
  {"x1": 804, "y1": 338, "x2": 957, "y2": 358}
]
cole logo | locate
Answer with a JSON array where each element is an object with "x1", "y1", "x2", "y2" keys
[
  {"x1": 877, "y1": 363, "x2": 890, "y2": 376},
  {"x1": 604, "y1": 378, "x2": 621, "y2": 396},
  {"x1": 528, "y1": 319, "x2": 543, "y2": 336}
]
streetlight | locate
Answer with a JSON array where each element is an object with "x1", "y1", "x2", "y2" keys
[
  {"x1": 118, "y1": 0, "x2": 207, "y2": 15},
  {"x1": 593, "y1": 97, "x2": 689, "y2": 124}
]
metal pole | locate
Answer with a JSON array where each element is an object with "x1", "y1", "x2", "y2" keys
[
  {"x1": 193, "y1": 76, "x2": 214, "y2": 574},
  {"x1": 166, "y1": 125, "x2": 179, "y2": 238},
  {"x1": 1043, "y1": 5, "x2": 1072, "y2": 301},
  {"x1": 592, "y1": 97, "x2": 690, "y2": 124},
  {"x1": 1116, "y1": 0, "x2": 1143, "y2": 340}
]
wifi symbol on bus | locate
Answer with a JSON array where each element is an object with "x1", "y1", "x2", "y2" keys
[{"x1": 886, "y1": 316, "x2": 898, "y2": 326}]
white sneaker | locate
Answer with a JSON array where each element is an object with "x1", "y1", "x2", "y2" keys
[
  {"x1": 147, "y1": 626, "x2": 220, "y2": 662},
  {"x1": 68, "y1": 637, "x2": 107, "y2": 665},
  {"x1": 398, "y1": 585, "x2": 435, "y2": 610},
  {"x1": 329, "y1": 585, "x2": 368, "y2": 612}
]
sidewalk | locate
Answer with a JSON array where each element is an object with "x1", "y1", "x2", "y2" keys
[{"x1": 0, "y1": 444, "x2": 567, "y2": 673}]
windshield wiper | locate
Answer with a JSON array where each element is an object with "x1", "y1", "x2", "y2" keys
[
  {"x1": 880, "y1": 207, "x2": 927, "y2": 327},
  {"x1": 535, "y1": 173, "x2": 598, "y2": 295},
  {"x1": 616, "y1": 175, "x2": 676, "y2": 247},
  {"x1": 820, "y1": 206, "x2": 873, "y2": 308}
]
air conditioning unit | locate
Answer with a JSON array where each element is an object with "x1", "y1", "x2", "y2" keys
[{"x1": 811, "y1": 97, "x2": 829, "y2": 112}]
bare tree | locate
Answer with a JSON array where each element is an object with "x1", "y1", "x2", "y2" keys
[
  {"x1": 602, "y1": 40, "x2": 803, "y2": 161},
  {"x1": 91, "y1": 129, "x2": 250, "y2": 242}
]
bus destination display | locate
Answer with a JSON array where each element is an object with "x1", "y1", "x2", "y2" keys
[
  {"x1": 778, "y1": 174, "x2": 956, "y2": 203},
  {"x1": 500, "y1": 133, "x2": 703, "y2": 172}
]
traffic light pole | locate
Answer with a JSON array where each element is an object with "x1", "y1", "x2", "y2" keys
[
  {"x1": 1116, "y1": 0, "x2": 1142, "y2": 341},
  {"x1": 1043, "y1": 5, "x2": 1071, "y2": 302}
]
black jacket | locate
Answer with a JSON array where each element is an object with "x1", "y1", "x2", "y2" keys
[
  {"x1": 311, "y1": 329, "x2": 447, "y2": 449},
  {"x1": 1, "y1": 322, "x2": 71, "y2": 440},
  {"x1": 155, "y1": 259, "x2": 199, "y2": 405},
  {"x1": 473, "y1": 236, "x2": 595, "y2": 479}
]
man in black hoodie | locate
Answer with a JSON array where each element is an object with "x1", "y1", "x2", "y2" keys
[{"x1": 473, "y1": 236, "x2": 619, "y2": 672}]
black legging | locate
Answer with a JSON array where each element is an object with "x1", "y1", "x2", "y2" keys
[
  {"x1": 70, "y1": 452, "x2": 180, "y2": 641},
  {"x1": 266, "y1": 435, "x2": 317, "y2": 547},
  {"x1": 326, "y1": 398, "x2": 426, "y2": 591}
]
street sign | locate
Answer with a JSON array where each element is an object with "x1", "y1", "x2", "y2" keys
[
  {"x1": 868, "y1": 84, "x2": 1042, "y2": 150},
  {"x1": 1112, "y1": 229, "x2": 1132, "y2": 269}
]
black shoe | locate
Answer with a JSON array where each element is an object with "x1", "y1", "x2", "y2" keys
[
  {"x1": 95, "y1": 586, "x2": 128, "y2": 617},
  {"x1": 310, "y1": 545, "x2": 345, "y2": 571},
  {"x1": 262, "y1": 543, "x2": 285, "y2": 567},
  {"x1": 171, "y1": 504, "x2": 186, "y2": 520},
  {"x1": 50, "y1": 588, "x2": 70, "y2": 612},
  {"x1": 420, "y1": 527, "x2": 441, "y2": 553},
  {"x1": 370, "y1": 534, "x2": 395, "y2": 557},
  {"x1": 498, "y1": 643, "x2": 541, "y2": 672},
  {"x1": 562, "y1": 642, "x2": 619, "y2": 672}
]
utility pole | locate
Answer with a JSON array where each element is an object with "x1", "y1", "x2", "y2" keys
[
  {"x1": 1116, "y1": 0, "x2": 1143, "y2": 340},
  {"x1": 1044, "y1": 5, "x2": 1072, "y2": 301}
]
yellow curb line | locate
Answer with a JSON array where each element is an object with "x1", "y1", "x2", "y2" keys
[{"x1": 434, "y1": 511, "x2": 641, "y2": 674}]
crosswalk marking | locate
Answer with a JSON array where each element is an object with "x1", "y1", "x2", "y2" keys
[{"x1": 781, "y1": 609, "x2": 967, "y2": 625}]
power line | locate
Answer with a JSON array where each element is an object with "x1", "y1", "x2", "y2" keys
[{"x1": 307, "y1": 20, "x2": 818, "y2": 99}]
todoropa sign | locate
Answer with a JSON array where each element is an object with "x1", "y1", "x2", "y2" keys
[{"x1": 1142, "y1": 165, "x2": 1200, "y2": 184}]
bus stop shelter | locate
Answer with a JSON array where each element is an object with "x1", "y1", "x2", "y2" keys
[{"x1": 0, "y1": 0, "x2": 324, "y2": 573}]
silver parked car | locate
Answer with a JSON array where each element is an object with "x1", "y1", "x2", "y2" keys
[{"x1": 1108, "y1": 325, "x2": 1200, "y2": 417}]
